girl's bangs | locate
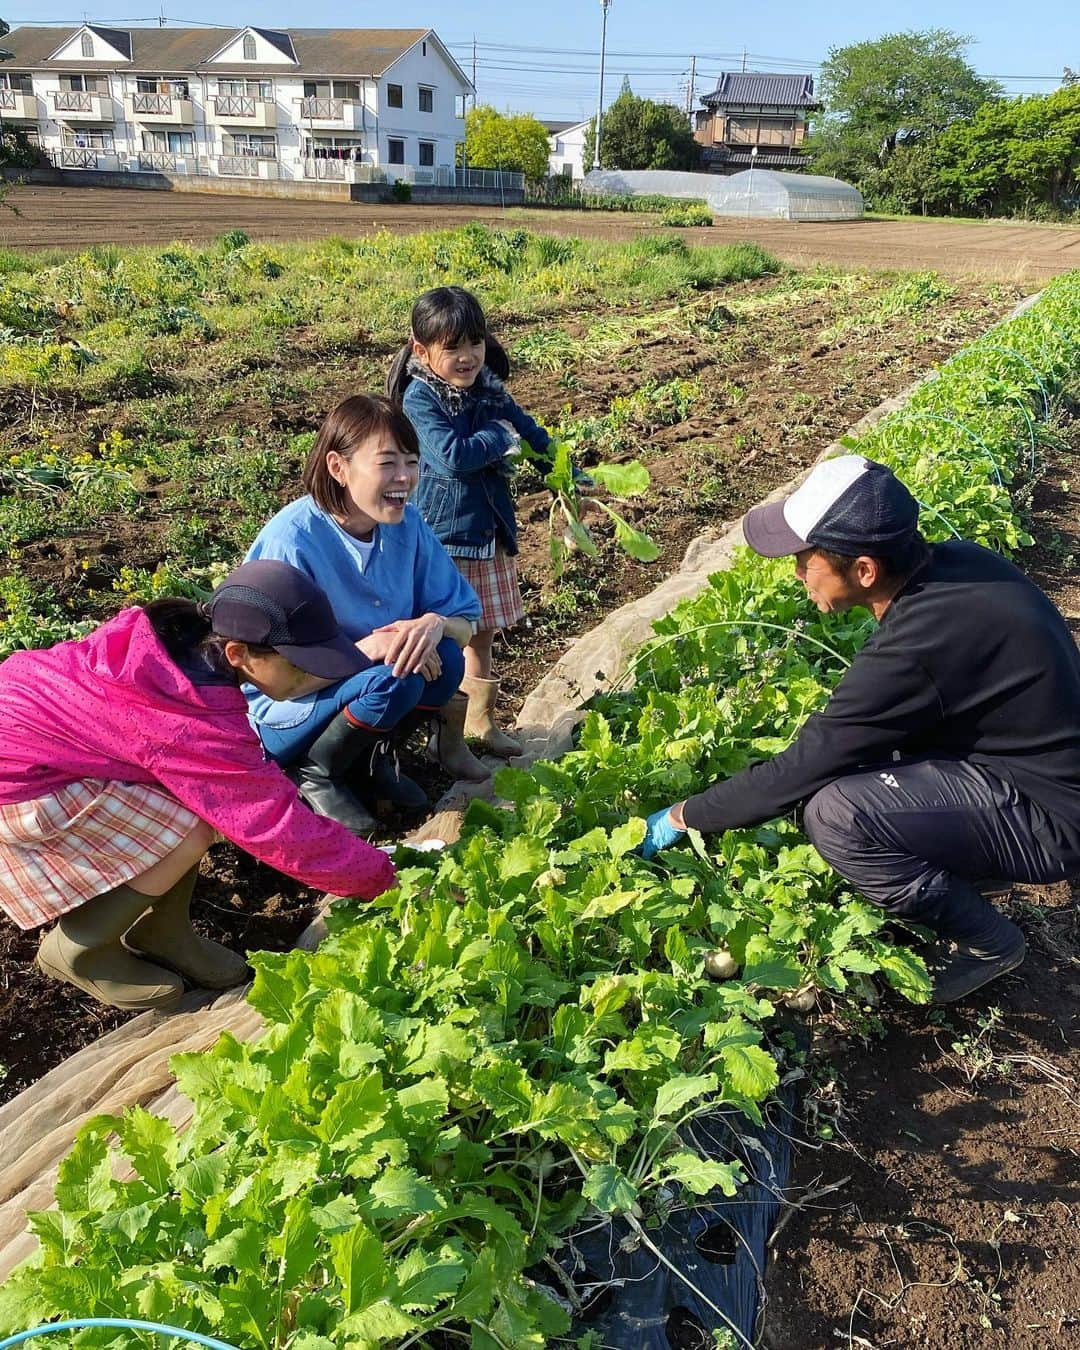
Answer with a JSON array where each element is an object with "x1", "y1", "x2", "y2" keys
[{"x1": 416, "y1": 289, "x2": 488, "y2": 346}]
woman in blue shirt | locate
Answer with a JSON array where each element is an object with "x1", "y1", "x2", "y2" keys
[{"x1": 245, "y1": 395, "x2": 488, "y2": 836}]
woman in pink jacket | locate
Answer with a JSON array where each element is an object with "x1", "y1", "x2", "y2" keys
[{"x1": 0, "y1": 559, "x2": 396, "y2": 1012}]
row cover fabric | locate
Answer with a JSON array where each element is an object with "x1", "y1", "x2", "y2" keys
[{"x1": 583, "y1": 168, "x2": 864, "y2": 221}]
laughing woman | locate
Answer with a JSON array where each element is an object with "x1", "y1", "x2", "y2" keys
[{"x1": 245, "y1": 394, "x2": 488, "y2": 836}]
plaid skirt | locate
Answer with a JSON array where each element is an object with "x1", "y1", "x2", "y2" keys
[
  {"x1": 0, "y1": 779, "x2": 200, "y2": 930},
  {"x1": 455, "y1": 547, "x2": 525, "y2": 632}
]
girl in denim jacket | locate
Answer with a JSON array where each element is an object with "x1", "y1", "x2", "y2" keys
[{"x1": 387, "y1": 286, "x2": 548, "y2": 757}]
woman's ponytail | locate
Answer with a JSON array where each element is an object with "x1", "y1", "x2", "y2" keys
[{"x1": 143, "y1": 597, "x2": 232, "y2": 676}]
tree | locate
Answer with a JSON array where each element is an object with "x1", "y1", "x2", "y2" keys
[
  {"x1": 461, "y1": 105, "x2": 551, "y2": 182},
  {"x1": 582, "y1": 91, "x2": 699, "y2": 171},
  {"x1": 813, "y1": 29, "x2": 1000, "y2": 179},
  {"x1": 931, "y1": 85, "x2": 1080, "y2": 216}
]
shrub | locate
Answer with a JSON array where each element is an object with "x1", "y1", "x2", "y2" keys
[{"x1": 659, "y1": 203, "x2": 713, "y2": 227}]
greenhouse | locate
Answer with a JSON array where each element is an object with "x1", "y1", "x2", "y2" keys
[{"x1": 583, "y1": 168, "x2": 865, "y2": 221}]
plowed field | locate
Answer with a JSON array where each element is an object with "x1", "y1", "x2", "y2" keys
[{"x1": 8, "y1": 183, "x2": 1080, "y2": 281}]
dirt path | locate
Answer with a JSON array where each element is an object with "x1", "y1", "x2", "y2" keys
[{"x1": 6, "y1": 184, "x2": 1080, "y2": 281}]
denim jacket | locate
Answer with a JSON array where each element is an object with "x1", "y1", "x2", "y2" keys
[{"x1": 402, "y1": 361, "x2": 551, "y2": 560}]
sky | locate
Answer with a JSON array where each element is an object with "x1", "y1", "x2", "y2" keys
[{"x1": 12, "y1": 1, "x2": 1078, "y2": 120}]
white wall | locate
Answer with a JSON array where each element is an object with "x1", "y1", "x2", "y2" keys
[
  {"x1": 547, "y1": 121, "x2": 589, "y2": 181},
  {"x1": 375, "y1": 38, "x2": 466, "y2": 170}
]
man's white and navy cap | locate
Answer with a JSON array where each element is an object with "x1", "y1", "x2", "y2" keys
[{"x1": 742, "y1": 455, "x2": 920, "y2": 558}]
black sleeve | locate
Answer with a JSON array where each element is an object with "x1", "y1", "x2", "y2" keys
[{"x1": 681, "y1": 642, "x2": 945, "y2": 834}]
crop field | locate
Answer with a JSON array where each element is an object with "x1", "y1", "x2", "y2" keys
[
  {"x1": 8, "y1": 184, "x2": 1080, "y2": 281},
  {"x1": 0, "y1": 224, "x2": 1078, "y2": 1348}
]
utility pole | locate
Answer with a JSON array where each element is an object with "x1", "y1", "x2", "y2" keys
[
  {"x1": 741, "y1": 47, "x2": 747, "y2": 73},
  {"x1": 471, "y1": 36, "x2": 477, "y2": 109},
  {"x1": 592, "y1": 0, "x2": 612, "y2": 170},
  {"x1": 158, "y1": 4, "x2": 166, "y2": 26},
  {"x1": 686, "y1": 54, "x2": 696, "y2": 120}
]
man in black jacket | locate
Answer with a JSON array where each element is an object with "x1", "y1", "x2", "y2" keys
[{"x1": 642, "y1": 455, "x2": 1080, "y2": 1002}]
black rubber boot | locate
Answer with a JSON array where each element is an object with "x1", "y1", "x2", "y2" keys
[
  {"x1": 364, "y1": 745, "x2": 429, "y2": 814},
  {"x1": 923, "y1": 882, "x2": 1026, "y2": 1004},
  {"x1": 288, "y1": 713, "x2": 382, "y2": 837}
]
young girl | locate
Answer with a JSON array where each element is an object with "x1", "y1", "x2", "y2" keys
[
  {"x1": 0, "y1": 560, "x2": 396, "y2": 1012},
  {"x1": 387, "y1": 285, "x2": 550, "y2": 757}
]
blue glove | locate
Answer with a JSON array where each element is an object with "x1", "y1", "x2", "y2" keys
[
  {"x1": 571, "y1": 465, "x2": 596, "y2": 492},
  {"x1": 641, "y1": 807, "x2": 686, "y2": 860}
]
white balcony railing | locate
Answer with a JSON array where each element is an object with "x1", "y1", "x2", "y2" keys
[
  {"x1": 303, "y1": 156, "x2": 346, "y2": 180},
  {"x1": 135, "y1": 152, "x2": 207, "y2": 174},
  {"x1": 297, "y1": 96, "x2": 364, "y2": 130},
  {"x1": 0, "y1": 89, "x2": 36, "y2": 118},
  {"x1": 54, "y1": 90, "x2": 93, "y2": 113},
  {"x1": 300, "y1": 96, "x2": 343, "y2": 120},
  {"x1": 53, "y1": 147, "x2": 119, "y2": 170},
  {"x1": 209, "y1": 96, "x2": 276, "y2": 127},
  {"x1": 127, "y1": 92, "x2": 194, "y2": 125},
  {"x1": 52, "y1": 91, "x2": 114, "y2": 121},
  {"x1": 138, "y1": 151, "x2": 176, "y2": 171},
  {"x1": 215, "y1": 95, "x2": 255, "y2": 118},
  {"x1": 133, "y1": 92, "x2": 173, "y2": 115},
  {"x1": 218, "y1": 154, "x2": 280, "y2": 179}
]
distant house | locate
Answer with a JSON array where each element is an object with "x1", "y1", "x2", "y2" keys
[
  {"x1": 694, "y1": 72, "x2": 819, "y2": 175},
  {"x1": 1, "y1": 22, "x2": 480, "y2": 188},
  {"x1": 543, "y1": 117, "x2": 590, "y2": 181}
]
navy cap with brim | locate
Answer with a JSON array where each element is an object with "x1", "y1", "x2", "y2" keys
[
  {"x1": 742, "y1": 500, "x2": 809, "y2": 557},
  {"x1": 272, "y1": 631, "x2": 368, "y2": 682}
]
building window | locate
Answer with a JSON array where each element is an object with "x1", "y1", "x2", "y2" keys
[
  {"x1": 0, "y1": 73, "x2": 32, "y2": 93},
  {"x1": 220, "y1": 78, "x2": 271, "y2": 98},
  {"x1": 81, "y1": 32, "x2": 94, "y2": 58},
  {"x1": 387, "y1": 137, "x2": 405, "y2": 164},
  {"x1": 387, "y1": 83, "x2": 403, "y2": 109},
  {"x1": 63, "y1": 128, "x2": 114, "y2": 150},
  {"x1": 419, "y1": 86, "x2": 433, "y2": 113},
  {"x1": 62, "y1": 73, "x2": 108, "y2": 93},
  {"x1": 224, "y1": 132, "x2": 278, "y2": 159},
  {"x1": 143, "y1": 129, "x2": 195, "y2": 155},
  {"x1": 422, "y1": 41, "x2": 427, "y2": 56},
  {"x1": 418, "y1": 140, "x2": 435, "y2": 167},
  {"x1": 242, "y1": 34, "x2": 257, "y2": 60},
  {"x1": 304, "y1": 135, "x2": 363, "y2": 160}
]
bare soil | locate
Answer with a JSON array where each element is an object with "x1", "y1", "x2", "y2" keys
[
  {"x1": 7, "y1": 184, "x2": 1080, "y2": 281},
  {"x1": 0, "y1": 273, "x2": 1024, "y2": 1104},
  {"x1": 1, "y1": 268, "x2": 1076, "y2": 1349},
  {"x1": 760, "y1": 440, "x2": 1080, "y2": 1350}
]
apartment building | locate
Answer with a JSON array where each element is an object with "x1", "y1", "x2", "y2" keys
[{"x1": 0, "y1": 24, "x2": 476, "y2": 187}]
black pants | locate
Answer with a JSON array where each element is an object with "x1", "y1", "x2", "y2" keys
[{"x1": 803, "y1": 759, "x2": 1077, "y2": 947}]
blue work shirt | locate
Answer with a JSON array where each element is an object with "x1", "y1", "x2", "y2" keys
[{"x1": 242, "y1": 497, "x2": 480, "y2": 733}]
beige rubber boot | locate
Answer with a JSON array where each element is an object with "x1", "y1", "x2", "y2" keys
[
  {"x1": 427, "y1": 691, "x2": 491, "y2": 781},
  {"x1": 126, "y1": 866, "x2": 249, "y2": 989},
  {"x1": 37, "y1": 885, "x2": 183, "y2": 1011},
  {"x1": 461, "y1": 675, "x2": 523, "y2": 757}
]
